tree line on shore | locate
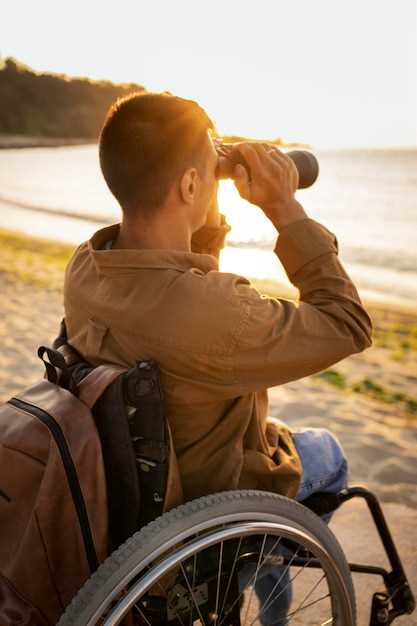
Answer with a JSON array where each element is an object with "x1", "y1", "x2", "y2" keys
[
  {"x1": 0, "y1": 57, "x2": 306, "y2": 147},
  {"x1": 0, "y1": 57, "x2": 145, "y2": 139}
]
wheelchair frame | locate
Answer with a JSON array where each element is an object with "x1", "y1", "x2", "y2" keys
[{"x1": 302, "y1": 485, "x2": 415, "y2": 625}]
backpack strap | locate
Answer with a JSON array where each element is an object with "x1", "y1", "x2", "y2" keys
[
  {"x1": 38, "y1": 344, "x2": 125, "y2": 408},
  {"x1": 38, "y1": 345, "x2": 78, "y2": 394},
  {"x1": 77, "y1": 365, "x2": 127, "y2": 409},
  {"x1": 38, "y1": 346, "x2": 66, "y2": 384}
]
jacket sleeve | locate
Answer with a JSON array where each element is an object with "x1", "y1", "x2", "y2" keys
[
  {"x1": 191, "y1": 214, "x2": 232, "y2": 262},
  {"x1": 225, "y1": 218, "x2": 373, "y2": 394}
]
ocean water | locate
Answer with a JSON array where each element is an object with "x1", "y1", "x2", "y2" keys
[{"x1": 0, "y1": 145, "x2": 416, "y2": 305}]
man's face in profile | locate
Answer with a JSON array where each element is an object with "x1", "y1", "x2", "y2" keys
[{"x1": 195, "y1": 131, "x2": 220, "y2": 221}]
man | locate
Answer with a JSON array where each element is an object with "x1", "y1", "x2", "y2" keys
[{"x1": 64, "y1": 91, "x2": 372, "y2": 625}]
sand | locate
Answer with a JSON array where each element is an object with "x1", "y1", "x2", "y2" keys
[
  {"x1": 0, "y1": 269, "x2": 416, "y2": 624},
  {"x1": 269, "y1": 378, "x2": 417, "y2": 509}
]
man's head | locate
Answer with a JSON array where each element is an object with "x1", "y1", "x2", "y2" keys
[{"x1": 99, "y1": 92, "x2": 219, "y2": 228}]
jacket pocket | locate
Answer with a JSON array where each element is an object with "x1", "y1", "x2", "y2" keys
[{"x1": 86, "y1": 318, "x2": 108, "y2": 361}]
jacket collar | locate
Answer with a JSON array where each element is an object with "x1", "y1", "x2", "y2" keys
[{"x1": 89, "y1": 224, "x2": 218, "y2": 275}]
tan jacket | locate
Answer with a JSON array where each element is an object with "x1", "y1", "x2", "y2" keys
[{"x1": 64, "y1": 216, "x2": 372, "y2": 501}]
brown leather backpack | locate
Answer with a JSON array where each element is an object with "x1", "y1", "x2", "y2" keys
[{"x1": 0, "y1": 345, "x2": 183, "y2": 626}]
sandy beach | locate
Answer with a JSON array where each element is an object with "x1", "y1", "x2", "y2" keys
[{"x1": 0, "y1": 230, "x2": 416, "y2": 624}]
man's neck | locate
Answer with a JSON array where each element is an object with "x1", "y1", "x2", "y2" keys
[{"x1": 112, "y1": 216, "x2": 193, "y2": 252}]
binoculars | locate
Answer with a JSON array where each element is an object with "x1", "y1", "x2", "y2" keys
[{"x1": 215, "y1": 141, "x2": 319, "y2": 189}]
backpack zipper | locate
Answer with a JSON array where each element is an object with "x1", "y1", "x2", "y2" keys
[{"x1": 9, "y1": 397, "x2": 99, "y2": 573}]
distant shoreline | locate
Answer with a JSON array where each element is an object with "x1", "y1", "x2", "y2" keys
[{"x1": 0, "y1": 135, "x2": 95, "y2": 149}]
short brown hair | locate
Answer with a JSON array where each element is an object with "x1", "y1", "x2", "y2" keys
[{"x1": 99, "y1": 92, "x2": 215, "y2": 219}]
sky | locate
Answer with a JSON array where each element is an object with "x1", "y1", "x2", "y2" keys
[{"x1": 2, "y1": 0, "x2": 416, "y2": 148}]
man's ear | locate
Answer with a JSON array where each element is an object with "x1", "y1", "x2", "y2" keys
[{"x1": 179, "y1": 168, "x2": 198, "y2": 204}]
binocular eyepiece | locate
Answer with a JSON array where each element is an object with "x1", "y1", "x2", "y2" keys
[{"x1": 215, "y1": 142, "x2": 319, "y2": 189}]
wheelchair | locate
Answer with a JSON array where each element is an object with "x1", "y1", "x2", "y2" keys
[
  {"x1": 52, "y1": 326, "x2": 415, "y2": 626},
  {"x1": 55, "y1": 488, "x2": 415, "y2": 626}
]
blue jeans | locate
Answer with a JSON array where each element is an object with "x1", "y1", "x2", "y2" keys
[{"x1": 238, "y1": 427, "x2": 348, "y2": 626}]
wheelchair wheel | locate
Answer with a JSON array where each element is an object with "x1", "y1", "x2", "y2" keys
[{"x1": 57, "y1": 490, "x2": 356, "y2": 626}]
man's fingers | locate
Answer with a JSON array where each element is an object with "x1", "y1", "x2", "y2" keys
[
  {"x1": 261, "y1": 145, "x2": 298, "y2": 186},
  {"x1": 233, "y1": 163, "x2": 251, "y2": 199},
  {"x1": 234, "y1": 163, "x2": 247, "y2": 179},
  {"x1": 236, "y1": 143, "x2": 263, "y2": 176},
  {"x1": 269, "y1": 149, "x2": 299, "y2": 187},
  {"x1": 251, "y1": 143, "x2": 284, "y2": 172},
  {"x1": 230, "y1": 142, "x2": 298, "y2": 204}
]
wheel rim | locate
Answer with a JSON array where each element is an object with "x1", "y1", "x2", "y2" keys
[{"x1": 85, "y1": 520, "x2": 354, "y2": 626}]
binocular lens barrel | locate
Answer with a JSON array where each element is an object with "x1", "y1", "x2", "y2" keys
[
  {"x1": 216, "y1": 144, "x2": 319, "y2": 189},
  {"x1": 286, "y1": 150, "x2": 319, "y2": 189}
]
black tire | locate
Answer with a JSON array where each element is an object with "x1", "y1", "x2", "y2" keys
[{"x1": 57, "y1": 490, "x2": 357, "y2": 625}]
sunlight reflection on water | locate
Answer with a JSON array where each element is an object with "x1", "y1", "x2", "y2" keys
[{"x1": 0, "y1": 145, "x2": 416, "y2": 305}]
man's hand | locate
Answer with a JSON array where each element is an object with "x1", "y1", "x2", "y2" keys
[{"x1": 232, "y1": 143, "x2": 308, "y2": 232}]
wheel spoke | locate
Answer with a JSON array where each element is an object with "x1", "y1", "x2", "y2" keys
[
  {"x1": 218, "y1": 537, "x2": 242, "y2": 623},
  {"x1": 189, "y1": 553, "x2": 198, "y2": 626},
  {"x1": 132, "y1": 604, "x2": 152, "y2": 626},
  {"x1": 144, "y1": 575, "x2": 187, "y2": 626},
  {"x1": 213, "y1": 541, "x2": 224, "y2": 626},
  {"x1": 180, "y1": 562, "x2": 207, "y2": 626},
  {"x1": 286, "y1": 574, "x2": 329, "y2": 623},
  {"x1": 218, "y1": 534, "x2": 283, "y2": 626},
  {"x1": 243, "y1": 534, "x2": 267, "y2": 625},
  {"x1": 251, "y1": 546, "x2": 310, "y2": 626},
  {"x1": 289, "y1": 593, "x2": 333, "y2": 622}
]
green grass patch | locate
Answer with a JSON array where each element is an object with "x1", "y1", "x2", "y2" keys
[
  {"x1": 0, "y1": 229, "x2": 75, "y2": 290},
  {"x1": 352, "y1": 377, "x2": 417, "y2": 415},
  {"x1": 405, "y1": 399, "x2": 417, "y2": 415},
  {"x1": 314, "y1": 369, "x2": 417, "y2": 417},
  {"x1": 353, "y1": 378, "x2": 392, "y2": 401},
  {"x1": 373, "y1": 322, "x2": 417, "y2": 355},
  {"x1": 314, "y1": 369, "x2": 347, "y2": 389},
  {"x1": 389, "y1": 349, "x2": 407, "y2": 362}
]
